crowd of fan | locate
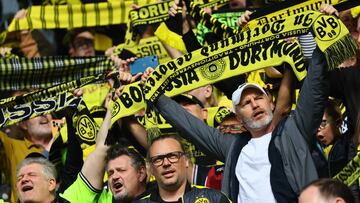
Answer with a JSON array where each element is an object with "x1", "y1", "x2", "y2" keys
[{"x1": 0, "y1": 0, "x2": 360, "y2": 203}]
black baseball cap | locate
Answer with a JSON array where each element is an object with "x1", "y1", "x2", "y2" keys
[{"x1": 173, "y1": 94, "x2": 204, "y2": 108}]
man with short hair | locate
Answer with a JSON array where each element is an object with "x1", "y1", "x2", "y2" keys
[
  {"x1": 218, "y1": 112, "x2": 245, "y2": 134},
  {"x1": 135, "y1": 134, "x2": 231, "y2": 203},
  {"x1": 61, "y1": 94, "x2": 147, "y2": 203},
  {"x1": 299, "y1": 179, "x2": 355, "y2": 203},
  {"x1": 104, "y1": 145, "x2": 147, "y2": 202},
  {"x1": 16, "y1": 157, "x2": 68, "y2": 203}
]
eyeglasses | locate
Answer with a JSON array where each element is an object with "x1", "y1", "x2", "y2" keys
[
  {"x1": 219, "y1": 124, "x2": 242, "y2": 131},
  {"x1": 149, "y1": 151, "x2": 185, "y2": 167},
  {"x1": 319, "y1": 120, "x2": 332, "y2": 129}
]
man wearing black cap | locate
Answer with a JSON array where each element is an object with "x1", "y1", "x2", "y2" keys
[
  {"x1": 171, "y1": 93, "x2": 216, "y2": 179},
  {"x1": 172, "y1": 94, "x2": 206, "y2": 121}
]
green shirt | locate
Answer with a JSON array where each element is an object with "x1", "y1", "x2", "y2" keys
[{"x1": 61, "y1": 172, "x2": 113, "y2": 203}]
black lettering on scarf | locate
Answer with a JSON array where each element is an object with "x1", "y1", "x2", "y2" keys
[
  {"x1": 119, "y1": 86, "x2": 143, "y2": 108},
  {"x1": 164, "y1": 69, "x2": 200, "y2": 92},
  {"x1": 294, "y1": 12, "x2": 314, "y2": 27}
]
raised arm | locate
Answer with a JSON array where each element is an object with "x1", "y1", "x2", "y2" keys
[
  {"x1": 141, "y1": 67, "x2": 236, "y2": 161},
  {"x1": 293, "y1": 47, "x2": 329, "y2": 145},
  {"x1": 80, "y1": 93, "x2": 113, "y2": 190},
  {"x1": 155, "y1": 95, "x2": 236, "y2": 162},
  {"x1": 271, "y1": 67, "x2": 294, "y2": 127},
  {"x1": 293, "y1": 4, "x2": 340, "y2": 145},
  {"x1": 123, "y1": 116, "x2": 148, "y2": 149}
]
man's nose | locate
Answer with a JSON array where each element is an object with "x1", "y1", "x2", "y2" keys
[
  {"x1": 250, "y1": 98, "x2": 258, "y2": 108},
  {"x1": 162, "y1": 157, "x2": 172, "y2": 167},
  {"x1": 21, "y1": 176, "x2": 29, "y2": 184}
]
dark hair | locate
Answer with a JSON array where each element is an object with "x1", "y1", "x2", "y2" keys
[
  {"x1": 324, "y1": 100, "x2": 342, "y2": 125},
  {"x1": 105, "y1": 145, "x2": 145, "y2": 171},
  {"x1": 221, "y1": 112, "x2": 238, "y2": 122},
  {"x1": 147, "y1": 134, "x2": 188, "y2": 160},
  {"x1": 354, "y1": 109, "x2": 360, "y2": 144},
  {"x1": 301, "y1": 179, "x2": 355, "y2": 203}
]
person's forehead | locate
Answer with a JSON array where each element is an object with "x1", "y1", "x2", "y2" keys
[
  {"x1": 240, "y1": 88, "x2": 266, "y2": 101},
  {"x1": 19, "y1": 163, "x2": 42, "y2": 174},
  {"x1": 221, "y1": 118, "x2": 240, "y2": 125},
  {"x1": 149, "y1": 138, "x2": 182, "y2": 155},
  {"x1": 108, "y1": 155, "x2": 133, "y2": 168},
  {"x1": 75, "y1": 31, "x2": 94, "y2": 40}
]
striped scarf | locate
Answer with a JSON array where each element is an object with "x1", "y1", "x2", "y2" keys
[
  {"x1": 130, "y1": 0, "x2": 229, "y2": 28},
  {"x1": 0, "y1": 56, "x2": 112, "y2": 90},
  {"x1": 196, "y1": 10, "x2": 245, "y2": 45},
  {"x1": 7, "y1": 0, "x2": 155, "y2": 32},
  {"x1": 143, "y1": 10, "x2": 358, "y2": 102}
]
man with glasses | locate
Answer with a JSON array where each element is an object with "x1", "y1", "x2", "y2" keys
[
  {"x1": 218, "y1": 112, "x2": 246, "y2": 134},
  {"x1": 63, "y1": 28, "x2": 96, "y2": 57},
  {"x1": 134, "y1": 134, "x2": 231, "y2": 203}
]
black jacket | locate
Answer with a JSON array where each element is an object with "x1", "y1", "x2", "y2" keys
[{"x1": 133, "y1": 183, "x2": 231, "y2": 203}]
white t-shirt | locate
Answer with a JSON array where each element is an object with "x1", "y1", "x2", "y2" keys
[{"x1": 235, "y1": 132, "x2": 276, "y2": 203}]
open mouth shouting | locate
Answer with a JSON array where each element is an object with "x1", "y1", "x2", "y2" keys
[
  {"x1": 252, "y1": 110, "x2": 265, "y2": 120},
  {"x1": 21, "y1": 185, "x2": 34, "y2": 193},
  {"x1": 112, "y1": 181, "x2": 124, "y2": 193}
]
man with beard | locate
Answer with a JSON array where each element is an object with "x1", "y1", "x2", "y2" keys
[
  {"x1": 61, "y1": 94, "x2": 147, "y2": 203},
  {"x1": 150, "y1": 48, "x2": 328, "y2": 202},
  {"x1": 142, "y1": 5, "x2": 339, "y2": 202},
  {"x1": 134, "y1": 134, "x2": 231, "y2": 203}
]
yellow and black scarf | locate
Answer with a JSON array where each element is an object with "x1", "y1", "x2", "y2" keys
[{"x1": 0, "y1": 56, "x2": 111, "y2": 91}]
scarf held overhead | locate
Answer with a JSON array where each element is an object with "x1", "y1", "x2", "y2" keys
[
  {"x1": 0, "y1": 56, "x2": 111, "y2": 91},
  {"x1": 129, "y1": 0, "x2": 229, "y2": 28},
  {"x1": 143, "y1": 10, "x2": 357, "y2": 103}
]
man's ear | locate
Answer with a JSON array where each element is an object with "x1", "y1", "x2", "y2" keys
[
  {"x1": 271, "y1": 101, "x2": 275, "y2": 111},
  {"x1": 204, "y1": 85, "x2": 213, "y2": 99},
  {"x1": 201, "y1": 108, "x2": 208, "y2": 121},
  {"x1": 48, "y1": 178, "x2": 57, "y2": 192},
  {"x1": 268, "y1": 95, "x2": 275, "y2": 111},
  {"x1": 19, "y1": 121, "x2": 28, "y2": 131},
  {"x1": 185, "y1": 156, "x2": 189, "y2": 168},
  {"x1": 334, "y1": 197, "x2": 346, "y2": 203},
  {"x1": 138, "y1": 165, "x2": 147, "y2": 183}
]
